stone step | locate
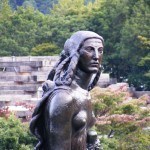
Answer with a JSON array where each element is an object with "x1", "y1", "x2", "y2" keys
[
  {"x1": 36, "y1": 75, "x2": 47, "y2": 82},
  {"x1": 30, "y1": 72, "x2": 49, "y2": 82},
  {"x1": 31, "y1": 71, "x2": 49, "y2": 75},
  {"x1": 38, "y1": 66, "x2": 52, "y2": 72},
  {"x1": 3, "y1": 106, "x2": 31, "y2": 118},
  {"x1": 0, "y1": 82, "x2": 16, "y2": 86},
  {"x1": 0, "y1": 75, "x2": 30, "y2": 82},
  {"x1": 0, "y1": 66, "x2": 38, "y2": 72},
  {"x1": 0, "y1": 56, "x2": 59, "y2": 62},
  {"x1": 0, "y1": 94, "x2": 32, "y2": 101},
  {"x1": 19, "y1": 66, "x2": 38, "y2": 72},
  {"x1": 0, "y1": 75, "x2": 38, "y2": 82},
  {"x1": 0, "y1": 90, "x2": 25, "y2": 95},
  {"x1": 25, "y1": 98, "x2": 40, "y2": 105},
  {"x1": 0, "y1": 95, "x2": 38, "y2": 108},
  {"x1": 0, "y1": 82, "x2": 41, "y2": 87},
  {"x1": 0, "y1": 85, "x2": 39, "y2": 92},
  {"x1": 0, "y1": 72, "x2": 17, "y2": 76},
  {"x1": 0, "y1": 61, "x2": 43, "y2": 67}
]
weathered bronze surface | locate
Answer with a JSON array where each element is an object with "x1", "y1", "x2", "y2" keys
[{"x1": 30, "y1": 31, "x2": 104, "y2": 150}]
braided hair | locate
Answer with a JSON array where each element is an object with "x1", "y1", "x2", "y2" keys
[{"x1": 47, "y1": 31, "x2": 104, "y2": 91}]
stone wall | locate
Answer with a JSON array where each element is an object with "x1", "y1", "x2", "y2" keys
[
  {"x1": 0, "y1": 56, "x2": 59, "y2": 107},
  {"x1": 0, "y1": 56, "x2": 110, "y2": 107},
  {"x1": 133, "y1": 91, "x2": 150, "y2": 98}
]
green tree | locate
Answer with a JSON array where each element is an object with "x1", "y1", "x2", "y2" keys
[
  {"x1": 22, "y1": 0, "x2": 37, "y2": 9},
  {"x1": 31, "y1": 43, "x2": 60, "y2": 56},
  {"x1": 0, "y1": 0, "x2": 12, "y2": 21},
  {"x1": 48, "y1": 0, "x2": 99, "y2": 48},
  {"x1": 9, "y1": 0, "x2": 59, "y2": 14},
  {"x1": 0, "y1": 6, "x2": 50, "y2": 56},
  {"x1": 87, "y1": 0, "x2": 150, "y2": 90},
  {"x1": 89, "y1": 0, "x2": 130, "y2": 78},
  {"x1": 119, "y1": 0, "x2": 150, "y2": 90}
]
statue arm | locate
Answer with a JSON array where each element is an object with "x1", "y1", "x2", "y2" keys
[{"x1": 48, "y1": 91, "x2": 74, "y2": 150}]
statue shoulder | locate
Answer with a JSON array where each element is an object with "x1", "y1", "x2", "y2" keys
[
  {"x1": 52, "y1": 88, "x2": 73, "y2": 104},
  {"x1": 51, "y1": 86, "x2": 73, "y2": 106},
  {"x1": 49, "y1": 89, "x2": 74, "y2": 117}
]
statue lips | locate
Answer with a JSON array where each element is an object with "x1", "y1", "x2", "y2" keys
[{"x1": 90, "y1": 62, "x2": 99, "y2": 67}]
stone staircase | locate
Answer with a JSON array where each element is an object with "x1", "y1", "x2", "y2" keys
[
  {"x1": 0, "y1": 56, "x2": 59, "y2": 116},
  {"x1": 0, "y1": 56, "x2": 110, "y2": 118}
]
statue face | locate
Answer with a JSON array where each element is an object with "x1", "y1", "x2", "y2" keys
[{"x1": 78, "y1": 38, "x2": 103, "y2": 73}]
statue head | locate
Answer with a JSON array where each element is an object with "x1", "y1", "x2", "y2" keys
[
  {"x1": 78, "y1": 38, "x2": 103, "y2": 74},
  {"x1": 48, "y1": 31, "x2": 104, "y2": 90},
  {"x1": 63, "y1": 31, "x2": 104, "y2": 57}
]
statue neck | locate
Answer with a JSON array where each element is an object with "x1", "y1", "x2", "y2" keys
[{"x1": 74, "y1": 68, "x2": 94, "y2": 90}]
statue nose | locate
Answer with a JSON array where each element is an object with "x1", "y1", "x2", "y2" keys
[{"x1": 93, "y1": 49, "x2": 99, "y2": 60}]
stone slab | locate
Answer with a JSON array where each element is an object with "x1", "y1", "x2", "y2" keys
[
  {"x1": 31, "y1": 72, "x2": 49, "y2": 77},
  {"x1": 0, "y1": 75, "x2": 42, "y2": 83},
  {"x1": 0, "y1": 67, "x2": 19, "y2": 72},
  {"x1": 134, "y1": 91, "x2": 150, "y2": 98},
  {"x1": 6, "y1": 106, "x2": 31, "y2": 118},
  {"x1": 99, "y1": 73, "x2": 110, "y2": 83},
  {"x1": 0, "y1": 95, "x2": 32, "y2": 101},
  {"x1": 36, "y1": 75, "x2": 47, "y2": 82},
  {"x1": 0, "y1": 61, "x2": 43, "y2": 67},
  {"x1": 19, "y1": 66, "x2": 38, "y2": 72},
  {"x1": 0, "y1": 82, "x2": 16, "y2": 86},
  {"x1": 0, "y1": 90, "x2": 25, "y2": 95},
  {"x1": 39, "y1": 66, "x2": 52, "y2": 72},
  {"x1": 0, "y1": 75, "x2": 30, "y2": 82},
  {"x1": 0, "y1": 72, "x2": 17, "y2": 76},
  {"x1": 0, "y1": 85, "x2": 38, "y2": 92},
  {"x1": 0, "y1": 56, "x2": 59, "y2": 62},
  {"x1": 25, "y1": 98, "x2": 40, "y2": 105},
  {"x1": 0, "y1": 66, "x2": 38, "y2": 72}
]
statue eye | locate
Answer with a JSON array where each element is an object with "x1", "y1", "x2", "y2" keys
[
  {"x1": 98, "y1": 48, "x2": 103, "y2": 54},
  {"x1": 85, "y1": 46, "x2": 94, "y2": 52}
]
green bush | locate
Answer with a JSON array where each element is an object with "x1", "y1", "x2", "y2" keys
[
  {"x1": 91, "y1": 86, "x2": 150, "y2": 150},
  {"x1": 91, "y1": 87, "x2": 123, "y2": 116},
  {"x1": 0, "y1": 115, "x2": 36, "y2": 150},
  {"x1": 119, "y1": 129, "x2": 150, "y2": 150},
  {"x1": 100, "y1": 137, "x2": 119, "y2": 150},
  {"x1": 113, "y1": 104, "x2": 139, "y2": 115}
]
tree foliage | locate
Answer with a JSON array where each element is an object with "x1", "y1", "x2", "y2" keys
[
  {"x1": 9, "y1": 0, "x2": 58, "y2": 13},
  {"x1": 117, "y1": 0, "x2": 150, "y2": 90},
  {"x1": 0, "y1": 0, "x2": 149, "y2": 90},
  {"x1": 91, "y1": 86, "x2": 150, "y2": 149},
  {"x1": 87, "y1": 0, "x2": 150, "y2": 90},
  {"x1": 0, "y1": 4, "x2": 49, "y2": 56},
  {"x1": 0, "y1": 115, "x2": 36, "y2": 150},
  {"x1": 31, "y1": 43, "x2": 60, "y2": 56}
]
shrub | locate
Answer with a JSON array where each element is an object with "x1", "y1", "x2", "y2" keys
[
  {"x1": 119, "y1": 129, "x2": 150, "y2": 150},
  {"x1": 91, "y1": 86, "x2": 150, "y2": 149},
  {"x1": 113, "y1": 104, "x2": 139, "y2": 115},
  {"x1": 91, "y1": 87, "x2": 124, "y2": 116},
  {"x1": 0, "y1": 115, "x2": 36, "y2": 150},
  {"x1": 100, "y1": 137, "x2": 119, "y2": 150}
]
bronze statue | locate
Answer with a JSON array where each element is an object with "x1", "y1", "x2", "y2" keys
[{"x1": 30, "y1": 31, "x2": 104, "y2": 150}]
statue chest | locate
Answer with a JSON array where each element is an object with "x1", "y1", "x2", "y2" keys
[{"x1": 71, "y1": 87, "x2": 95, "y2": 133}]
